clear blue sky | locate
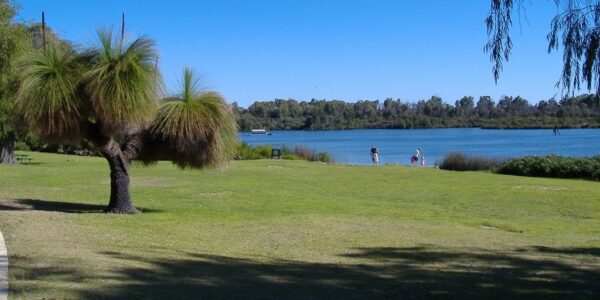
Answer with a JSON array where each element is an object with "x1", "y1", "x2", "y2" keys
[{"x1": 16, "y1": 0, "x2": 569, "y2": 107}]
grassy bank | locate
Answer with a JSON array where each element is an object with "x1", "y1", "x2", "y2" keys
[{"x1": 1, "y1": 152, "x2": 600, "y2": 299}]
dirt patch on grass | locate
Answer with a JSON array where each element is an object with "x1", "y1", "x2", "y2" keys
[
  {"x1": 480, "y1": 222, "x2": 524, "y2": 233},
  {"x1": 511, "y1": 185, "x2": 569, "y2": 192}
]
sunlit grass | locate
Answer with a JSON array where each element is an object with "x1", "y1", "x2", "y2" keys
[{"x1": 1, "y1": 151, "x2": 599, "y2": 299}]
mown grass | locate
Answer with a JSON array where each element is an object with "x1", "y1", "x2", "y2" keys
[{"x1": 1, "y1": 151, "x2": 600, "y2": 299}]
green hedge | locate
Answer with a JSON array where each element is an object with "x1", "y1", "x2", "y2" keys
[{"x1": 497, "y1": 155, "x2": 600, "y2": 180}]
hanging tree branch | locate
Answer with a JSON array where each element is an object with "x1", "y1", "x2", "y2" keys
[
  {"x1": 486, "y1": 0, "x2": 600, "y2": 96},
  {"x1": 484, "y1": 0, "x2": 521, "y2": 84}
]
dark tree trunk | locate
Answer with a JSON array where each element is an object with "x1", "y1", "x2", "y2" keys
[
  {"x1": 87, "y1": 122, "x2": 146, "y2": 214},
  {"x1": 101, "y1": 140, "x2": 140, "y2": 214},
  {"x1": 0, "y1": 133, "x2": 17, "y2": 164}
]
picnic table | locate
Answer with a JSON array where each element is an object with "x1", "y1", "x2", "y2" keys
[{"x1": 15, "y1": 154, "x2": 31, "y2": 164}]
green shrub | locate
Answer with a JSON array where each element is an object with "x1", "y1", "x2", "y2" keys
[
  {"x1": 236, "y1": 142, "x2": 332, "y2": 163},
  {"x1": 497, "y1": 155, "x2": 600, "y2": 180},
  {"x1": 254, "y1": 145, "x2": 272, "y2": 158},
  {"x1": 237, "y1": 142, "x2": 272, "y2": 160},
  {"x1": 293, "y1": 146, "x2": 313, "y2": 160},
  {"x1": 316, "y1": 152, "x2": 332, "y2": 163},
  {"x1": 292, "y1": 146, "x2": 332, "y2": 163},
  {"x1": 439, "y1": 152, "x2": 502, "y2": 171}
]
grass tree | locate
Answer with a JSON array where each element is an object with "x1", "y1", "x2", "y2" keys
[{"x1": 16, "y1": 29, "x2": 238, "y2": 214}]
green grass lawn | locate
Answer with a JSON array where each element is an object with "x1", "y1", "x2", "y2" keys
[{"x1": 1, "y1": 151, "x2": 600, "y2": 299}]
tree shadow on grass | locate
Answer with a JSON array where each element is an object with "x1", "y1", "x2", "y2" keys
[
  {"x1": 0, "y1": 198, "x2": 161, "y2": 213},
  {"x1": 17, "y1": 161, "x2": 46, "y2": 166},
  {"x1": 524, "y1": 245, "x2": 600, "y2": 257},
  {"x1": 11, "y1": 245, "x2": 599, "y2": 300}
]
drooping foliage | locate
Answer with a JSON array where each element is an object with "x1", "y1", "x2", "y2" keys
[
  {"x1": 547, "y1": 1, "x2": 600, "y2": 94},
  {"x1": 84, "y1": 29, "x2": 159, "y2": 135},
  {"x1": 15, "y1": 28, "x2": 160, "y2": 140},
  {"x1": 484, "y1": 0, "x2": 515, "y2": 84},
  {"x1": 140, "y1": 68, "x2": 238, "y2": 168},
  {"x1": 486, "y1": 0, "x2": 600, "y2": 95},
  {"x1": 16, "y1": 45, "x2": 85, "y2": 142}
]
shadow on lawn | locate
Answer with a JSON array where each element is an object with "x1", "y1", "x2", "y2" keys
[
  {"x1": 12, "y1": 245, "x2": 600, "y2": 299},
  {"x1": 0, "y1": 198, "x2": 161, "y2": 213},
  {"x1": 17, "y1": 161, "x2": 46, "y2": 166}
]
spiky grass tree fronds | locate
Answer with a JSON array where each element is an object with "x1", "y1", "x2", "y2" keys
[
  {"x1": 15, "y1": 44, "x2": 85, "y2": 142},
  {"x1": 84, "y1": 28, "x2": 159, "y2": 135},
  {"x1": 142, "y1": 68, "x2": 238, "y2": 168}
]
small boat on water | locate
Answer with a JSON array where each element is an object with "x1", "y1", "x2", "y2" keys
[{"x1": 251, "y1": 129, "x2": 271, "y2": 135}]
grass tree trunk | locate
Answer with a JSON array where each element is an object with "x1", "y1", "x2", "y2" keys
[
  {"x1": 0, "y1": 132, "x2": 17, "y2": 164},
  {"x1": 100, "y1": 140, "x2": 140, "y2": 214}
]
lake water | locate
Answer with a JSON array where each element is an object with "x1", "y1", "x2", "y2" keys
[{"x1": 239, "y1": 128, "x2": 600, "y2": 165}]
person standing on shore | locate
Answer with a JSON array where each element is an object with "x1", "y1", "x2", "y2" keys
[
  {"x1": 370, "y1": 146, "x2": 379, "y2": 165},
  {"x1": 410, "y1": 148, "x2": 420, "y2": 166},
  {"x1": 415, "y1": 148, "x2": 425, "y2": 166},
  {"x1": 416, "y1": 149, "x2": 421, "y2": 164}
]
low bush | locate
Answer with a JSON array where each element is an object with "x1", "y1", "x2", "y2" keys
[
  {"x1": 497, "y1": 155, "x2": 600, "y2": 180},
  {"x1": 237, "y1": 142, "x2": 272, "y2": 160},
  {"x1": 316, "y1": 151, "x2": 332, "y2": 163},
  {"x1": 438, "y1": 152, "x2": 502, "y2": 171},
  {"x1": 236, "y1": 142, "x2": 332, "y2": 163},
  {"x1": 293, "y1": 146, "x2": 313, "y2": 160},
  {"x1": 292, "y1": 146, "x2": 332, "y2": 163}
]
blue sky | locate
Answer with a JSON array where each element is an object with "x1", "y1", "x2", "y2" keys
[{"x1": 16, "y1": 0, "x2": 568, "y2": 107}]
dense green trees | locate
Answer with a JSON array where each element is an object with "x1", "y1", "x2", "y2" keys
[
  {"x1": 234, "y1": 94, "x2": 600, "y2": 131},
  {"x1": 0, "y1": 0, "x2": 29, "y2": 163}
]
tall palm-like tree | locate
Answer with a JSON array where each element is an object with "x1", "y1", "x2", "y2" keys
[
  {"x1": 16, "y1": 29, "x2": 238, "y2": 214},
  {"x1": 139, "y1": 67, "x2": 237, "y2": 169}
]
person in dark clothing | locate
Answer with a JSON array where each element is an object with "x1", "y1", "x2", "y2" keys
[{"x1": 370, "y1": 146, "x2": 379, "y2": 165}]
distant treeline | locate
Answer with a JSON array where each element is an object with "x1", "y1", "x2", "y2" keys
[{"x1": 233, "y1": 94, "x2": 600, "y2": 131}]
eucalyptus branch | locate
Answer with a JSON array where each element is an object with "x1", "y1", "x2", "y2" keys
[{"x1": 487, "y1": 0, "x2": 600, "y2": 95}]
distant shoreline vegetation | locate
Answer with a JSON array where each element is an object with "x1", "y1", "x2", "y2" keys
[{"x1": 233, "y1": 94, "x2": 600, "y2": 131}]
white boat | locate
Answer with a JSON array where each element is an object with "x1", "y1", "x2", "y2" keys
[{"x1": 251, "y1": 129, "x2": 267, "y2": 134}]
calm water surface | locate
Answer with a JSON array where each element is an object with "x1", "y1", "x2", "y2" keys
[{"x1": 239, "y1": 128, "x2": 600, "y2": 165}]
